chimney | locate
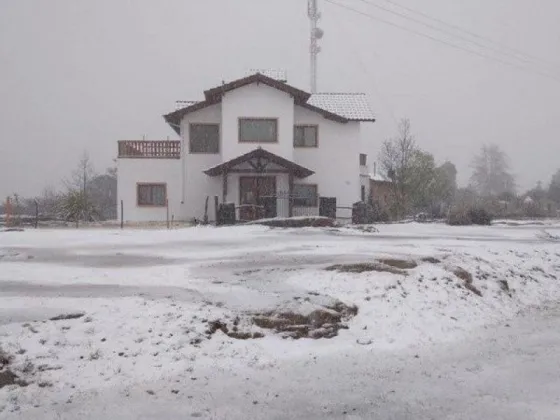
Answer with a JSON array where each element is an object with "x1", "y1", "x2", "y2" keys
[{"x1": 373, "y1": 162, "x2": 377, "y2": 176}]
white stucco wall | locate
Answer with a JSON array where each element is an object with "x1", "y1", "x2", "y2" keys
[
  {"x1": 221, "y1": 84, "x2": 295, "y2": 161},
  {"x1": 181, "y1": 104, "x2": 223, "y2": 221},
  {"x1": 117, "y1": 158, "x2": 183, "y2": 222},
  {"x1": 293, "y1": 106, "x2": 362, "y2": 214}
]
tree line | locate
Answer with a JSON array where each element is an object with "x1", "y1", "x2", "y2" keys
[
  {"x1": 1, "y1": 152, "x2": 117, "y2": 226},
  {"x1": 377, "y1": 119, "x2": 560, "y2": 222}
]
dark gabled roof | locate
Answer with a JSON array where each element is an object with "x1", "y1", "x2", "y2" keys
[
  {"x1": 203, "y1": 73, "x2": 311, "y2": 103},
  {"x1": 163, "y1": 73, "x2": 361, "y2": 132},
  {"x1": 204, "y1": 148, "x2": 314, "y2": 179}
]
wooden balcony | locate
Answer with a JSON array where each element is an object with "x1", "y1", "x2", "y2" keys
[{"x1": 118, "y1": 141, "x2": 181, "y2": 159}]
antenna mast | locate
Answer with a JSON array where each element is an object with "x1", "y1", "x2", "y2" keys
[{"x1": 308, "y1": 0, "x2": 324, "y2": 93}]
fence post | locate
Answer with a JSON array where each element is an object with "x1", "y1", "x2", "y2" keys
[
  {"x1": 120, "y1": 200, "x2": 124, "y2": 229},
  {"x1": 34, "y1": 200, "x2": 39, "y2": 229},
  {"x1": 5, "y1": 197, "x2": 12, "y2": 228},
  {"x1": 203, "y1": 196, "x2": 209, "y2": 224},
  {"x1": 214, "y1": 196, "x2": 219, "y2": 225},
  {"x1": 166, "y1": 199, "x2": 170, "y2": 229}
]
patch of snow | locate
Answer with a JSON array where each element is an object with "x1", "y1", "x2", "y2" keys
[{"x1": 1, "y1": 223, "x2": 560, "y2": 415}]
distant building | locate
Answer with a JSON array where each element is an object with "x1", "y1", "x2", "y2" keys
[{"x1": 369, "y1": 164, "x2": 393, "y2": 212}]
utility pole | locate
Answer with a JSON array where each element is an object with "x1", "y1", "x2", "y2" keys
[{"x1": 308, "y1": 0, "x2": 324, "y2": 93}]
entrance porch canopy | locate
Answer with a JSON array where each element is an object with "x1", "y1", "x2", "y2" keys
[
  {"x1": 203, "y1": 148, "x2": 314, "y2": 178},
  {"x1": 204, "y1": 148, "x2": 314, "y2": 217}
]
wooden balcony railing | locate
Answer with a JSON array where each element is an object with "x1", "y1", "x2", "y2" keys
[{"x1": 118, "y1": 141, "x2": 181, "y2": 159}]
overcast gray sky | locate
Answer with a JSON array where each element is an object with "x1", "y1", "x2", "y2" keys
[{"x1": 1, "y1": 0, "x2": 559, "y2": 199}]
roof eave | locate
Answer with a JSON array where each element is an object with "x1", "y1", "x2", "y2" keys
[
  {"x1": 204, "y1": 148, "x2": 315, "y2": 179},
  {"x1": 348, "y1": 118, "x2": 376, "y2": 123},
  {"x1": 298, "y1": 103, "x2": 349, "y2": 123}
]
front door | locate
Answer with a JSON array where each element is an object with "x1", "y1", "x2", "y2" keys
[{"x1": 239, "y1": 176, "x2": 277, "y2": 221}]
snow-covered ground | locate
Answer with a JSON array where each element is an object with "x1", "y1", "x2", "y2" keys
[{"x1": 1, "y1": 222, "x2": 559, "y2": 418}]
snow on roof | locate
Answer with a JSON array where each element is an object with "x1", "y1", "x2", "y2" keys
[
  {"x1": 175, "y1": 100, "x2": 200, "y2": 110},
  {"x1": 370, "y1": 173, "x2": 391, "y2": 182},
  {"x1": 307, "y1": 93, "x2": 375, "y2": 121},
  {"x1": 246, "y1": 68, "x2": 288, "y2": 82}
]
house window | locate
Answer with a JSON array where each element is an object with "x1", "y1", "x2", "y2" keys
[
  {"x1": 294, "y1": 125, "x2": 318, "y2": 147},
  {"x1": 361, "y1": 185, "x2": 366, "y2": 202},
  {"x1": 239, "y1": 118, "x2": 278, "y2": 143},
  {"x1": 293, "y1": 184, "x2": 318, "y2": 207},
  {"x1": 360, "y1": 153, "x2": 367, "y2": 166},
  {"x1": 189, "y1": 124, "x2": 220, "y2": 153},
  {"x1": 137, "y1": 183, "x2": 167, "y2": 206}
]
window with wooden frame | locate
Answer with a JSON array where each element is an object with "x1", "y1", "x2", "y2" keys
[
  {"x1": 360, "y1": 153, "x2": 367, "y2": 166},
  {"x1": 189, "y1": 124, "x2": 220, "y2": 153},
  {"x1": 293, "y1": 184, "x2": 318, "y2": 207},
  {"x1": 294, "y1": 125, "x2": 318, "y2": 147},
  {"x1": 239, "y1": 118, "x2": 278, "y2": 143},
  {"x1": 137, "y1": 183, "x2": 167, "y2": 207}
]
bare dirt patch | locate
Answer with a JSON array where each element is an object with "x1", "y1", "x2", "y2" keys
[
  {"x1": 421, "y1": 257, "x2": 441, "y2": 264},
  {"x1": 377, "y1": 258, "x2": 418, "y2": 270},
  {"x1": 453, "y1": 267, "x2": 483, "y2": 297},
  {"x1": 326, "y1": 262, "x2": 407, "y2": 275},
  {"x1": 205, "y1": 320, "x2": 264, "y2": 340},
  {"x1": 0, "y1": 370, "x2": 27, "y2": 389},
  {"x1": 252, "y1": 301, "x2": 358, "y2": 339},
  {"x1": 0, "y1": 347, "x2": 29, "y2": 389},
  {"x1": 50, "y1": 312, "x2": 85, "y2": 321},
  {"x1": 203, "y1": 299, "x2": 358, "y2": 341},
  {"x1": 0, "y1": 347, "x2": 13, "y2": 369}
]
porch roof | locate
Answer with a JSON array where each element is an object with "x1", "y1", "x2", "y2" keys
[{"x1": 204, "y1": 148, "x2": 314, "y2": 179}]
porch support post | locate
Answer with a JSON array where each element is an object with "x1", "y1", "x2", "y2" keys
[
  {"x1": 288, "y1": 172, "x2": 294, "y2": 217},
  {"x1": 222, "y1": 171, "x2": 228, "y2": 203}
]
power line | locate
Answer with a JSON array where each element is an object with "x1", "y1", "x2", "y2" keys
[
  {"x1": 324, "y1": 0, "x2": 560, "y2": 83},
  {"x1": 380, "y1": 0, "x2": 560, "y2": 70},
  {"x1": 355, "y1": 0, "x2": 551, "y2": 71}
]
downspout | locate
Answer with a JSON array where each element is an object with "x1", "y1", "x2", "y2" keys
[{"x1": 170, "y1": 122, "x2": 186, "y2": 205}]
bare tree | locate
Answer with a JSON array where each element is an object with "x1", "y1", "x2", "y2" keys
[
  {"x1": 38, "y1": 187, "x2": 62, "y2": 219},
  {"x1": 379, "y1": 119, "x2": 417, "y2": 217},
  {"x1": 88, "y1": 167, "x2": 117, "y2": 220},
  {"x1": 470, "y1": 144, "x2": 515, "y2": 197},
  {"x1": 549, "y1": 168, "x2": 560, "y2": 203},
  {"x1": 62, "y1": 151, "x2": 97, "y2": 225}
]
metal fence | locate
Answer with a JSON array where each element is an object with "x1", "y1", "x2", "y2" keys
[{"x1": 250, "y1": 190, "x2": 355, "y2": 222}]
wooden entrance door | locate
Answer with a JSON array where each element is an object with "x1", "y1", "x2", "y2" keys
[{"x1": 239, "y1": 176, "x2": 277, "y2": 221}]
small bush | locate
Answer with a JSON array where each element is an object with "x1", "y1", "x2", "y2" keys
[
  {"x1": 367, "y1": 202, "x2": 391, "y2": 223},
  {"x1": 468, "y1": 208, "x2": 492, "y2": 225},
  {"x1": 447, "y1": 206, "x2": 492, "y2": 226}
]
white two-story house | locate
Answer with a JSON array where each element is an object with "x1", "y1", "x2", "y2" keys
[{"x1": 116, "y1": 71, "x2": 375, "y2": 223}]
